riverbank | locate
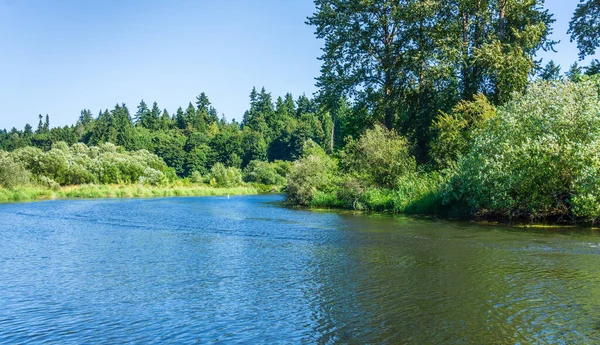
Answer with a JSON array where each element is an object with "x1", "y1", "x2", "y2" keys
[{"x1": 0, "y1": 184, "x2": 260, "y2": 203}]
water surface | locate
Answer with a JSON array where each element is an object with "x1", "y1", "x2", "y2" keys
[{"x1": 1, "y1": 195, "x2": 599, "y2": 344}]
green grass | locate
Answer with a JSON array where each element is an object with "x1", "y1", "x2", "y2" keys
[
  {"x1": 0, "y1": 184, "x2": 260, "y2": 203},
  {"x1": 308, "y1": 173, "x2": 446, "y2": 215}
]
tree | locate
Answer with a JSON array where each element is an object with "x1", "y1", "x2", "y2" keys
[
  {"x1": 36, "y1": 114, "x2": 43, "y2": 134},
  {"x1": 309, "y1": 0, "x2": 555, "y2": 163},
  {"x1": 569, "y1": 0, "x2": 600, "y2": 60},
  {"x1": 23, "y1": 124, "x2": 33, "y2": 137},
  {"x1": 308, "y1": 0, "x2": 408, "y2": 129},
  {"x1": 134, "y1": 100, "x2": 150, "y2": 127},
  {"x1": 586, "y1": 59, "x2": 600, "y2": 76},
  {"x1": 566, "y1": 62, "x2": 584, "y2": 81},
  {"x1": 44, "y1": 114, "x2": 50, "y2": 132},
  {"x1": 539, "y1": 60, "x2": 561, "y2": 81}
]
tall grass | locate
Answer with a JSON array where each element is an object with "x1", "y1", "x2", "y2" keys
[
  {"x1": 0, "y1": 184, "x2": 259, "y2": 203},
  {"x1": 309, "y1": 173, "x2": 446, "y2": 214}
]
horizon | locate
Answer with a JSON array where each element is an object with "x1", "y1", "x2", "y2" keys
[{"x1": 0, "y1": 0, "x2": 597, "y2": 131}]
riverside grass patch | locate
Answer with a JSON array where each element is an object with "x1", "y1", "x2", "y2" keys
[{"x1": 0, "y1": 184, "x2": 259, "y2": 203}]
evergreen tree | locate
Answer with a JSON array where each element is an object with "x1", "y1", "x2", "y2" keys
[
  {"x1": 135, "y1": 100, "x2": 150, "y2": 127},
  {"x1": 586, "y1": 59, "x2": 600, "y2": 76},
  {"x1": 539, "y1": 60, "x2": 562, "y2": 81},
  {"x1": 43, "y1": 115, "x2": 50, "y2": 132},
  {"x1": 36, "y1": 114, "x2": 43, "y2": 134},
  {"x1": 566, "y1": 62, "x2": 584, "y2": 81}
]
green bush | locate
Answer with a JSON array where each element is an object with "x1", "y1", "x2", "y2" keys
[
  {"x1": 0, "y1": 151, "x2": 30, "y2": 189},
  {"x1": 446, "y1": 79, "x2": 600, "y2": 219},
  {"x1": 430, "y1": 94, "x2": 496, "y2": 168},
  {"x1": 286, "y1": 152, "x2": 338, "y2": 206},
  {"x1": 243, "y1": 160, "x2": 287, "y2": 186},
  {"x1": 2, "y1": 142, "x2": 174, "y2": 188},
  {"x1": 341, "y1": 124, "x2": 415, "y2": 188},
  {"x1": 190, "y1": 171, "x2": 203, "y2": 184},
  {"x1": 324, "y1": 172, "x2": 445, "y2": 214},
  {"x1": 209, "y1": 163, "x2": 243, "y2": 187}
]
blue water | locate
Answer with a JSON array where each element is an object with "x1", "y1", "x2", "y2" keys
[{"x1": 1, "y1": 195, "x2": 600, "y2": 344}]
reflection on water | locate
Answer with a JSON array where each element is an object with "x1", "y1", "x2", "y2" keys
[{"x1": 0, "y1": 195, "x2": 599, "y2": 344}]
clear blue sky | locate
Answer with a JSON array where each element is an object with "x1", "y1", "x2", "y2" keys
[{"x1": 0, "y1": 0, "x2": 596, "y2": 130}]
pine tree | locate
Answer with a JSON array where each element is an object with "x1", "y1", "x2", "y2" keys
[{"x1": 539, "y1": 60, "x2": 562, "y2": 81}]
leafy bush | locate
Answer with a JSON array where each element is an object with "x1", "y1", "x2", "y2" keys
[
  {"x1": 341, "y1": 124, "x2": 415, "y2": 188},
  {"x1": 243, "y1": 160, "x2": 287, "y2": 186},
  {"x1": 190, "y1": 171, "x2": 203, "y2": 184},
  {"x1": 286, "y1": 151, "x2": 338, "y2": 206},
  {"x1": 1, "y1": 143, "x2": 174, "y2": 188},
  {"x1": 0, "y1": 151, "x2": 30, "y2": 189},
  {"x1": 430, "y1": 94, "x2": 496, "y2": 168},
  {"x1": 209, "y1": 163, "x2": 243, "y2": 187},
  {"x1": 446, "y1": 79, "x2": 600, "y2": 219},
  {"x1": 272, "y1": 160, "x2": 292, "y2": 178}
]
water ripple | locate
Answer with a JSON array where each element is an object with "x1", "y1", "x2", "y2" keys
[{"x1": 0, "y1": 195, "x2": 599, "y2": 344}]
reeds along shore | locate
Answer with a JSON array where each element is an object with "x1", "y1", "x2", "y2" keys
[{"x1": 0, "y1": 184, "x2": 259, "y2": 203}]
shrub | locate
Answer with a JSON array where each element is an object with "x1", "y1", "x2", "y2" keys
[
  {"x1": 430, "y1": 94, "x2": 496, "y2": 168},
  {"x1": 138, "y1": 168, "x2": 168, "y2": 186},
  {"x1": 286, "y1": 153, "x2": 338, "y2": 206},
  {"x1": 243, "y1": 160, "x2": 287, "y2": 186},
  {"x1": 0, "y1": 151, "x2": 30, "y2": 189},
  {"x1": 341, "y1": 124, "x2": 415, "y2": 188},
  {"x1": 210, "y1": 163, "x2": 243, "y2": 187},
  {"x1": 446, "y1": 79, "x2": 600, "y2": 219},
  {"x1": 190, "y1": 171, "x2": 203, "y2": 184},
  {"x1": 4, "y1": 142, "x2": 174, "y2": 188}
]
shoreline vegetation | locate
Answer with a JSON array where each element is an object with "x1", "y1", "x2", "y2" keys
[
  {"x1": 2, "y1": 0, "x2": 600, "y2": 225},
  {"x1": 286, "y1": 79, "x2": 600, "y2": 226},
  {"x1": 0, "y1": 184, "x2": 263, "y2": 203}
]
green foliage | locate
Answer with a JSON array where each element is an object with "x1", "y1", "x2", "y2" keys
[
  {"x1": 209, "y1": 163, "x2": 243, "y2": 187},
  {"x1": 190, "y1": 171, "x2": 203, "y2": 184},
  {"x1": 445, "y1": 79, "x2": 600, "y2": 220},
  {"x1": 539, "y1": 60, "x2": 562, "y2": 81},
  {"x1": 243, "y1": 160, "x2": 287, "y2": 186},
  {"x1": 0, "y1": 151, "x2": 30, "y2": 189},
  {"x1": 341, "y1": 125, "x2": 415, "y2": 188},
  {"x1": 5, "y1": 142, "x2": 173, "y2": 187},
  {"x1": 569, "y1": 0, "x2": 600, "y2": 60},
  {"x1": 310, "y1": 172, "x2": 446, "y2": 215},
  {"x1": 309, "y1": 0, "x2": 555, "y2": 160},
  {"x1": 431, "y1": 94, "x2": 496, "y2": 168},
  {"x1": 0, "y1": 184, "x2": 258, "y2": 203},
  {"x1": 286, "y1": 149, "x2": 338, "y2": 206}
]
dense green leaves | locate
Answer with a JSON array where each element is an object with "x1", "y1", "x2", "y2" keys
[
  {"x1": 430, "y1": 94, "x2": 496, "y2": 168},
  {"x1": 309, "y1": 0, "x2": 555, "y2": 162},
  {"x1": 446, "y1": 78, "x2": 600, "y2": 219},
  {"x1": 341, "y1": 125, "x2": 415, "y2": 189},
  {"x1": 3, "y1": 142, "x2": 174, "y2": 187}
]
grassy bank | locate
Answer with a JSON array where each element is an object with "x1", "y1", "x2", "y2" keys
[
  {"x1": 0, "y1": 184, "x2": 260, "y2": 203},
  {"x1": 307, "y1": 173, "x2": 447, "y2": 215}
]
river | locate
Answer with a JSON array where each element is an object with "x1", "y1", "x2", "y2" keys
[{"x1": 1, "y1": 195, "x2": 599, "y2": 344}]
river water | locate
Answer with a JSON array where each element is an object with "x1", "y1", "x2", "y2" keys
[{"x1": 1, "y1": 195, "x2": 599, "y2": 344}]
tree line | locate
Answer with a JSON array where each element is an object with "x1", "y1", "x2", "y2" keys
[
  {"x1": 0, "y1": 88, "x2": 340, "y2": 178},
  {"x1": 2, "y1": 0, "x2": 600, "y2": 221}
]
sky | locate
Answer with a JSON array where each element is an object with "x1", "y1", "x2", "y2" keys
[{"x1": 0, "y1": 0, "x2": 596, "y2": 131}]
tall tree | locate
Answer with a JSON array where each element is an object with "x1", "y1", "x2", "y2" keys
[
  {"x1": 539, "y1": 60, "x2": 561, "y2": 80},
  {"x1": 569, "y1": 0, "x2": 600, "y2": 60},
  {"x1": 309, "y1": 0, "x2": 555, "y2": 162},
  {"x1": 586, "y1": 59, "x2": 600, "y2": 76},
  {"x1": 566, "y1": 62, "x2": 584, "y2": 81}
]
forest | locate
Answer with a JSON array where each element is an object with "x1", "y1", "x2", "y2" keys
[{"x1": 2, "y1": 0, "x2": 600, "y2": 222}]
